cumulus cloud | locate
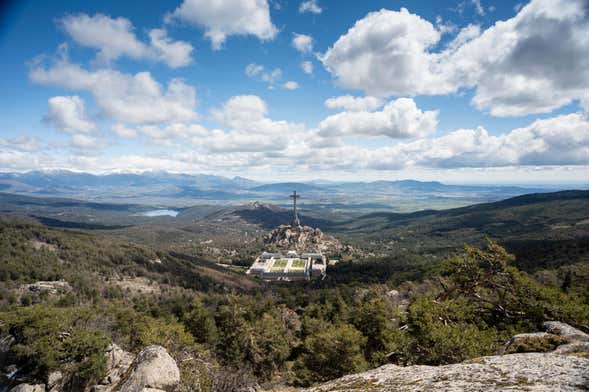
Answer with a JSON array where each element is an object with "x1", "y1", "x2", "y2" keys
[
  {"x1": 141, "y1": 123, "x2": 208, "y2": 141},
  {"x1": 45, "y1": 96, "x2": 96, "y2": 133},
  {"x1": 70, "y1": 134, "x2": 99, "y2": 149},
  {"x1": 324, "y1": 95, "x2": 383, "y2": 111},
  {"x1": 5, "y1": 112, "x2": 588, "y2": 177},
  {"x1": 301, "y1": 61, "x2": 313, "y2": 74},
  {"x1": 148, "y1": 28, "x2": 193, "y2": 68},
  {"x1": 60, "y1": 13, "x2": 193, "y2": 67},
  {"x1": 450, "y1": 0, "x2": 589, "y2": 116},
  {"x1": 244, "y1": 63, "x2": 285, "y2": 88},
  {"x1": 319, "y1": 98, "x2": 438, "y2": 139},
  {"x1": 0, "y1": 136, "x2": 41, "y2": 152},
  {"x1": 292, "y1": 33, "x2": 313, "y2": 54},
  {"x1": 212, "y1": 95, "x2": 268, "y2": 129},
  {"x1": 359, "y1": 112, "x2": 589, "y2": 170},
  {"x1": 205, "y1": 95, "x2": 306, "y2": 152},
  {"x1": 167, "y1": 0, "x2": 277, "y2": 49},
  {"x1": 299, "y1": 0, "x2": 322, "y2": 14},
  {"x1": 111, "y1": 124, "x2": 139, "y2": 139},
  {"x1": 320, "y1": 0, "x2": 589, "y2": 116},
  {"x1": 245, "y1": 63, "x2": 264, "y2": 77},
  {"x1": 30, "y1": 59, "x2": 197, "y2": 125},
  {"x1": 320, "y1": 8, "x2": 449, "y2": 97},
  {"x1": 283, "y1": 81, "x2": 299, "y2": 90}
]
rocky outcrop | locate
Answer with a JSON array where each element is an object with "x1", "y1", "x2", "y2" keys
[
  {"x1": 265, "y1": 224, "x2": 348, "y2": 255},
  {"x1": 305, "y1": 354, "x2": 589, "y2": 391},
  {"x1": 19, "y1": 281, "x2": 72, "y2": 296},
  {"x1": 92, "y1": 344, "x2": 135, "y2": 391},
  {"x1": 500, "y1": 321, "x2": 589, "y2": 356},
  {"x1": 544, "y1": 321, "x2": 589, "y2": 342},
  {"x1": 45, "y1": 372, "x2": 62, "y2": 392},
  {"x1": 116, "y1": 346, "x2": 180, "y2": 392},
  {"x1": 9, "y1": 384, "x2": 45, "y2": 392},
  {"x1": 3, "y1": 345, "x2": 179, "y2": 392},
  {"x1": 304, "y1": 322, "x2": 589, "y2": 391}
]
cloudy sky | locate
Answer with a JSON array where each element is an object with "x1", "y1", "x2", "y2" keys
[{"x1": 0, "y1": 0, "x2": 588, "y2": 184}]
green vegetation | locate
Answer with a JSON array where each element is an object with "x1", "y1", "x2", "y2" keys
[
  {"x1": 1, "y1": 306, "x2": 109, "y2": 384},
  {"x1": 273, "y1": 259, "x2": 288, "y2": 268},
  {"x1": 505, "y1": 335, "x2": 569, "y2": 354},
  {"x1": 292, "y1": 259, "x2": 307, "y2": 268},
  {"x1": 0, "y1": 220, "x2": 588, "y2": 391}
]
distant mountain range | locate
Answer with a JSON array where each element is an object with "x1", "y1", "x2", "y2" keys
[{"x1": 0, "y1": 170, "x2": 585, "y2": 213}]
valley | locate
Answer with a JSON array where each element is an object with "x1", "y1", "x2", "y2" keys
[{"x1": 1, "y1": 175, "x2": 588, "y2": 391}]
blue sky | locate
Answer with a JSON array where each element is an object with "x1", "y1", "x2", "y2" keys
[{"x1": 0, "y1": 0, "x2": 588, "y2": 184}]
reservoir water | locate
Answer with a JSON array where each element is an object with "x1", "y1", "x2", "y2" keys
[{"x1": 141, "y1": 209, "x2": 178, "y2": 217}]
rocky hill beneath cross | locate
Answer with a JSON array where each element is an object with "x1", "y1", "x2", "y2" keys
[{"x1": 264, "y1": 224, "x2": 352, "y2": 256}]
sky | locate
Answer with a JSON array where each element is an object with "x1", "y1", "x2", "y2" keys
[{"x1": 0, "y1": 0, "x2": 588, "y2": 184}]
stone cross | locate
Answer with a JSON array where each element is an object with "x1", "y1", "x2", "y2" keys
[{"x1": 290, "y1": 190, "x2": 301, "y2": 227}]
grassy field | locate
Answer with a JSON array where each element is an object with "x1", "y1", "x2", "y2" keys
[
  {"x1": 292, "y1": 259, "x2": 306, "y2": 268},
  {"x1": 273, "y1": 259, "x2": 288, "y2": 268}
]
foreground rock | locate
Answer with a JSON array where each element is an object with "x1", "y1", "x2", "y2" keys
[
  {"x1": 5, "y1": 345, "x2": 179, "y2": 392},
  {"x1": 305, "y1": 321, "x2": 589, "y2": 392},
  {"x1": 93, "y1": 344, "x2": 135, "y2": 390},
  {"x1": 305, "y1": 354, "x2": 589, "y2": 391},
  {"x1": 116, "y1": 345, "x2": 180, "y2": 392},
  {"x1": 9, "y1": 384, "x2": 45, "y2": 392}
]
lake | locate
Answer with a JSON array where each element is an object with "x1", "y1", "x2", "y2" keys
[{"x1": 140, "y1": 209, "x2": 179, "y2": 217}]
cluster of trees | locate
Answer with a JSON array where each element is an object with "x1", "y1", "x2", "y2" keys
[{"x1": 1, "y1": 221, "x2": 588, "y2": 391}]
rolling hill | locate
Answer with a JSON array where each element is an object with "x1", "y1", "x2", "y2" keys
[{"x1": 331, "y1": 190, "x2": 589, "y2": 272}]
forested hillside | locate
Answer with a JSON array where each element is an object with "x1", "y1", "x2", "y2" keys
[{"x1": 1, "y1": 219, "x2": 588, "y2": 390}]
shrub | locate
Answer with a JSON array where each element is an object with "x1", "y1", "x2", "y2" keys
[{"x1": 1, "y1": 306, "x2": 109, "y2": 383}]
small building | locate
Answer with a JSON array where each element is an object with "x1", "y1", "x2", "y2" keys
[{"x1": 247, "y1": 250, "x2": 326, "y2": 281}]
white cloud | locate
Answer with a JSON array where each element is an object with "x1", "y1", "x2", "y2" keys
[
  {"x1": 324, "y1": 95, "x2": 383, "y2": 111},
  {"x1": 299, "y1": 0, "x2": 322, "y2": 14},
  {"x1": 30, "y1": 59, "x2": 197, "y2": 125},
  {"x1": 471, "y1": 0, "x2": 485, "y2": 16},
  {"x1": 46, "y1": 96, "x2": 96, "y2": 133},
  {"x1": 435, "y1": 16, "x2": 457, "y2": 35},
  {"x1": 4, "y1": 112, "x2": 588, "y2": 178},
  {"x1": 301, "y1": 61, "x2": 313, "y2": 74},
  {"x1": 398, "y1": 113, "x2": 589, "y2": 168},
  {"x1": 111, "y1": 124, "x2": 139, "y2": 139},
  {"x1": 449, "y1": 0, "x2": 589, "y2": 116},
  {"x1": 60, "y1": 14, "x2": 193, "y2": 68},
  {"x1": 167, "y1": 0, "x2": 277, "y2": 49},
  {"x1": 292, "y1": 33, "x2": 313, "y2": 54},
  {"x1": 70, "y1": 134, "x2": 98, "y2": 149},
  {"x1": 245, "y1": 63, "x2": 264, "y2": 77},
  {"x1": 320, "y1": 8, "x2": 450, "y2": 97},
  {"x1": 0, "y1": 136, "x2": 41, "y2": 152},
  {"x1": 319, "y1": 98, "x2": 438, "y2": 139},
  {"x1": 283, "y1": 81, "x2": 299, "y2": 90},
  {"x1": 148, "y1": 28, "x2": 193, "y2": 68},
  {"x1": 244, "y1": 63, "x2": 284, "y2": 88},
  {"x1": 205, "y1": 95, "x2": 306, "y2": 152},
  {"x1": 212, "y1": 95, "x2": 269, "y2": 129},
  {"x1": 261, "y1": 68, "x2": 282, "y2": 84},
  {"x1": 141, "y1": 123, "x2": 209, "y2": 140},
  {"x1": 321, "y1": 0, "x2": 589, "y2": 116}
]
